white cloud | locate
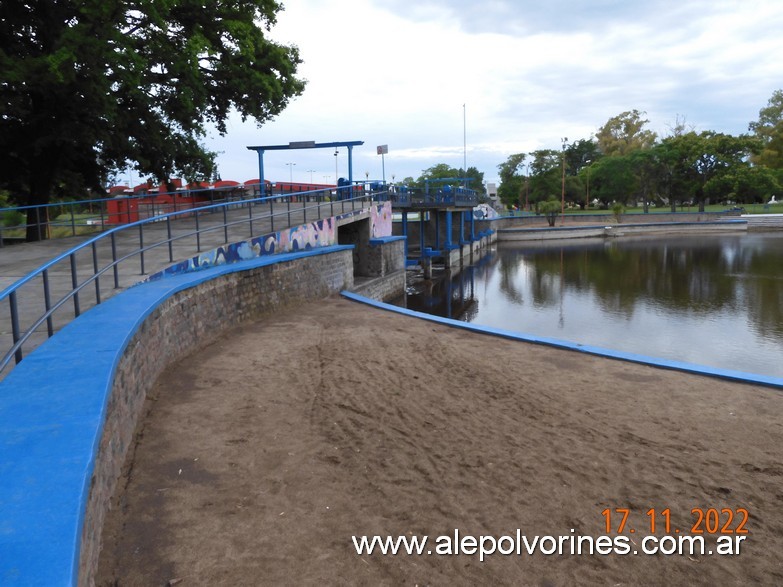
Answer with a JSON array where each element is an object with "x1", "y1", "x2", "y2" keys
[{"x1": 207, "y1": 0, "x2": 783, "y2": 185}]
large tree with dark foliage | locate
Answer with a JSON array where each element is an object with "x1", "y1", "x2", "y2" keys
[{"x1": 0, "y1": 0, "x2": 305, "y2": 240}]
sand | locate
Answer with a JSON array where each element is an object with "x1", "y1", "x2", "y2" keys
[{"x1": 96, "y1": 297, "x2": 783, "y2": 586}]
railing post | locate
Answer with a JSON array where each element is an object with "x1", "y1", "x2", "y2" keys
[
  {"x1": 70, "y1": 253, "x2": 81, "y2": 317},
  {"x1": 166, "y1": 216, "x2": 173, "y2": 262},
  {"x1": 92, "y1": 242, "x2": 101, "y2": 304},
  {"x1": 139, "y1": 223, "x2": 145, "y2": 274},
  {"x1": 269, "y1": 200, "x2": 274, "y2": 232},
  {"x1": 223, "y1": 205, "x2": 228, "y2": 243},
  {"x1": 70, "y1": 205, "x2": 76, "y2": 236},
  {"x1": 248, "y1": 203, "x2": 254, "y2": 237},
  {"x1": 100, "y1": 202, "x2": 105, "y2": 232},
  {"x1": 43, "y1": 269, "x2": 54, "y2": 337},
  {"x1": 195, "y1": 212, "x2": 201, "y2": 252},
  {"x1": 111, "y1": 232, "x2": 119, "y2": 288},
  {"x1": 287, "y1": 197, "x2": 291, "y2": 227},
  {"x1": 9, "y1": 292, "x2": 22, "y2": 364}
]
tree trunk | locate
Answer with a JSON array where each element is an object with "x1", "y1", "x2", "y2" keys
[{"x1": 25, "y1": 174, "x2": 53, "y2": 242}]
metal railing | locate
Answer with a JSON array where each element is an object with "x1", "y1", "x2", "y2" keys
[
  {"x1": 0, "y1": 183, "x2": 302, "y2": 247},
  {"x1": 0, "y1": 186, "x2": 385, "y2": 379}
]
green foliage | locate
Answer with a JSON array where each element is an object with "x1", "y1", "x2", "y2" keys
[
  {"x1": 496, "y1": 153, "x2": 526, "y2": 208},
  {"x1": 596, "y1": 110, "x2": 657, "y2": 156},
  {"x1": 611, "y1": 201, "x2": 625, "y2": 223},
  {"x1": 539, "y1": 198, "x2": 561, "y2": 227},
  {"x1": 749, "y1": 89, "x2": 783, "y2": 169},
  {"x1": 0, "y1": 0, "x2": 305, "y2": 240},
  {"x1": 2, "y1": 208, "x2": 25, "y2": 227},
  {"x1": 415, "y1": 163, "x2": 485, "y2": 194},
  {"x1": 589, "y1": 156, "x2": 636, "y2": 208}
]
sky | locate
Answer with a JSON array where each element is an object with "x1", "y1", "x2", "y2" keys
[{"x1": 205, "y1": 0, "x2": 783, "y2": 187}]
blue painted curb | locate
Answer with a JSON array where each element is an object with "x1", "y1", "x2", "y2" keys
[
  {"x1": 0, "y1": 245, "x2": 353, "y2": 586},
  {"x1": 340, "y1": 291, "x2": 783, "y2": 390}
]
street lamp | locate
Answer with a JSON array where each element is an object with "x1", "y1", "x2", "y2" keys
[
  {"x1": 307, "y1": 169, "x2": 315, "y2": 184},
  {"x1": 561, "y1": 137, "x2": 568, "y2": 226},
  {"x1": 286, "y1": 162, "x2": 296, "y2": 184},
  {"x1": 334, "y1": 149, "x2": 339, "y2": 184}
]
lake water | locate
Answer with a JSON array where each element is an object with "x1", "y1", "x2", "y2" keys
[{"x1": 391, "y1": 233, "x2": 783, "y2": 379}]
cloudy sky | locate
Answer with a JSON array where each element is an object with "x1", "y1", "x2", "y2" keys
[{"x1": 206, "y1": 0, "x2": 783, "y2": 187}]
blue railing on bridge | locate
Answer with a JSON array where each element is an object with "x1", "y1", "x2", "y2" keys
[{"x1": 0, "y1": 184, "x2": 388, "y2": 379}]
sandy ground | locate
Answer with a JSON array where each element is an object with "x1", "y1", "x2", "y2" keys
[{"x1": 96, "y1": 297, "x2": 783, "y2": 586}]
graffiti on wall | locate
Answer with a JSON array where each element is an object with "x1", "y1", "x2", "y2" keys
[{"x1": 145, "y1": 201, "x2": 392, "y2": 283}]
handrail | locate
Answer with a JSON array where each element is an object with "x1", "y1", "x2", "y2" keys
[{"x1": 1, "y1": 185, "x2": 387, "y2": 378}]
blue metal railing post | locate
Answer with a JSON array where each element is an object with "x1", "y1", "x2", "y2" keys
[
  {"x1": 111, "y1": 233, "x2": 119, "y2": 288},
  {"x1": 166, "y1": 216, "x2": 173, "y2": 262},
  {"x1": 9, "y1": 292, "x2": 22, "y2": 364},
  {"x1": 139, "y1": 224, "x2": 145, "y2": 274},
  {"x1": 70, "y1": 253, "x2": 81, "y2": 317},
  {"x1": 92, "y1": 242, "x2": 101, "y2": 304},
  {"x1": 42, "y1": 270, "x2": 53, "y2": 337}
]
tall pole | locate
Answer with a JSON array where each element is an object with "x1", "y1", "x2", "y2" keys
[
  {"x1": 463, "y1": 103, "x2": 467, "y2": 187},
  {"x1": 525, "y1": 163, "x2": 530, "y2": 212},
  {"x1": 334, "y1": 149, "x2": 338, "y2": 185},
  {"x1": 287, "y1": 162, "x2": 296, "y2": 183},
  {"x1": 307, "y1": 169, "x2": 315, "y2": 184},
  {"x1": 585, "y1": 160, "x2": 591, "y2": 210},
  {"x1": 560, "y1": 137, "x2": 568, "y2": 226}
]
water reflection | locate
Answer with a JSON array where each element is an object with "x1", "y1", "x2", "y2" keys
[{"x1": 393, "y1": 233, "x2": 783, "y2": 378}]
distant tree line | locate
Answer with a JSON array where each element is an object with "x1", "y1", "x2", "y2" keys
[
  {"x1": 497, "y1": 91, "x2": 783, "y2": 213},
  {"x1": 399, "y1": 163, "x2": 487, "y2": 197}
]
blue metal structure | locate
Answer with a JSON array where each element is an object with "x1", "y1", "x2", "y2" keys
[{"x1": 246, "y1": 140, "x2": 364, "y2": 196}]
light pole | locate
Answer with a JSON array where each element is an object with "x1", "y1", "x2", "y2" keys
[
  {"x1": 525, "y1": 163, "x2": 530, "y2": 212},
  {"x1": 334, "y1": 149, "x2": 339, "y2": 185},
  {"x1": 585, "y1": 159, "x2": 592, "y2": 210},
  {"x1": 286, "y1": 162, "x2": 296, "y2": 183},
  {"x1": 560, "y1": 137, "x2": 568, "y2": 226},
  {"x1": 307, "y1": 169, "x2": 315, "y2": 184}
]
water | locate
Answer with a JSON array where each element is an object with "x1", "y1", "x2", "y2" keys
[{"x1": 392, "y1": 233, "x2": 783, "y2": 378}]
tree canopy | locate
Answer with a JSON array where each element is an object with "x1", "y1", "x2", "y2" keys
[
  {"x1": 0, "y1": 0, "x2": 305, "y2": 239},
  {"x1": 496, "y1": 91, "x2": 782, "y2": 213}
]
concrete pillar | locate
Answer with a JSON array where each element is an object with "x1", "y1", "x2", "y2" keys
[
  {"x1": 422, "y1": 255, "x2": 432, "y2": 279},
  {"x1": 402, "y1": 211, "x2": 409, "y2": 259}
]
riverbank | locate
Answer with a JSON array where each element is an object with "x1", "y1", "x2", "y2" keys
[{"x1": 96, "y1": 297, "x2": 783, "y2": 585}]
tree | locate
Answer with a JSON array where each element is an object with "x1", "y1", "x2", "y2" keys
[
  {"x1": 589, "y1": 156, "x2": 636, "y2": 208},
  {"x1": 749, "y1": 89, "x2": 783, "y2": 169},
  {"x1": 538, "y1": 198, "x2": 560, "y2": 227},
  {"x1": 417, "y1": 163, "x2": 459, "y2": 186},
  {"x1": 497, "y1": 153, "x2": 526, "y2": 209},
  {"x1": 527, "y1": 149, "x2": 561, "y2": 206},
  {"x1": 704, "y1": 165, "x2": 779, "y2": 205},
  {"x1": 0, "y1": 0, "x2": 305, "y2": 240},
  {"x1": 596, "y1": 110, "x2": 657, "y2": 156},
  {"x1": 464, "y1": 165, "x2": 486, "y2": 195},
  {"x1": 564, "y1": 138, "x2": 601, "y2": 176}
]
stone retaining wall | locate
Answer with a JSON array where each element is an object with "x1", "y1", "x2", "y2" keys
[{"x1": 79, "y1": 250, "x2": 354, "y2": 583}]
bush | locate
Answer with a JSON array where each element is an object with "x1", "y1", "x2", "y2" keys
[
  {"x1": 539, "y1": 198, "x2": 561, "y2": 227},
  {"x1": 2, "y1": 209, "x2": 25, "y2": 228},
  {"x1": 611, "y1": 202, "x2": 625, "y2": 223}
]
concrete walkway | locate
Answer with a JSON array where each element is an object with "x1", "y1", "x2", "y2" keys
[{"x1": 0, "y1": 198, "x2": 366, "y2": 377}]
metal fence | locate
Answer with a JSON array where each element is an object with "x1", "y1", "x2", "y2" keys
[{"x1": 0, "y1": 186, "x2": 385, "y2": 379}]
